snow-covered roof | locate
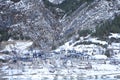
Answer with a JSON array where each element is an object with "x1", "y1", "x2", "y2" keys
[
  {"x1": 48, "y1": 0, "x2": 64, "y2": 4},
  {"x1": 92, "y1": 55, "x2": 107, "y2": 59}
]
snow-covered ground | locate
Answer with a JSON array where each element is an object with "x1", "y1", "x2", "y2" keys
[
  {"x1": 109, "y1": 33, "x2": 120, "y2": 39},
  {"x1": 1, "y1": 62, "x2": 120, "y2": 80},
  {"x1": 1, "y1": 39, "x2": 33, "y2": 52}
]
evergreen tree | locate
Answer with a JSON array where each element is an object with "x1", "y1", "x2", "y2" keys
[{"x1": 92, "y1": 15, "x2": 120, "y2": 38}]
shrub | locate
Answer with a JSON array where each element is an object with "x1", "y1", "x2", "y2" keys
[
  {"x1": 43, "y1": 0, "x2": 94, "y2": 16},
  {"x1": 0, "y1": 28, "x2": 10, "y2": 42},
  {"x1": 104, "y1": 49, "x2": 113, "y2": 57},
  {"x1": 78, "y1": 29, "x2": 92, "y2": 36}
]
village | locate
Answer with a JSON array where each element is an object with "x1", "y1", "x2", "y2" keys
[{"x1": 0, "y1": 33, "x2": 120, "y2": 70}]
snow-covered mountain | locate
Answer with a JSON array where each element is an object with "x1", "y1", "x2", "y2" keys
[
  {"x1": 0, "y1": 1, "x2": 120, "y2": 69},
  {"x1": 62, "y1": 0, "x2": 120, "y2": 33},
  {"x1": 1, "y1": 0, "x2": 120, "y2": 79},
  {"x1": 1, "y1": 0, "x2": 120, "y2": 52}
]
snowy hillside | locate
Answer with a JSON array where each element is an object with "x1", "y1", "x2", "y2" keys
[
  {"x1": 1, "y1": 0, "x2": 120, "y2": 79},
  {"x1": 1, "y1": 0, "x2": 120, "y2": 52}
]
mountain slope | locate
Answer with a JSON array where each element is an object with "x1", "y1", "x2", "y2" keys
[
  {"x1": 62, "y1": 0, "x2": 120, "y2": 38},
  {"x1": 0, "y1": 0, "x2": 120, "y2": 52}
]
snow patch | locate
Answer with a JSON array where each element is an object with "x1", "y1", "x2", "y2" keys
[
  {"x1": 109, "y1": 33, "x2": 120, "y2": 39},
  {"x1": 48, "y1": 0, "x2": 64, "y2": 4},
  {"x1": 1, "y1": 40, "x2": 33, "y2": 52},
  {"x1": 87, "y1": 38, "x2": 107, "y2": 45}
]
